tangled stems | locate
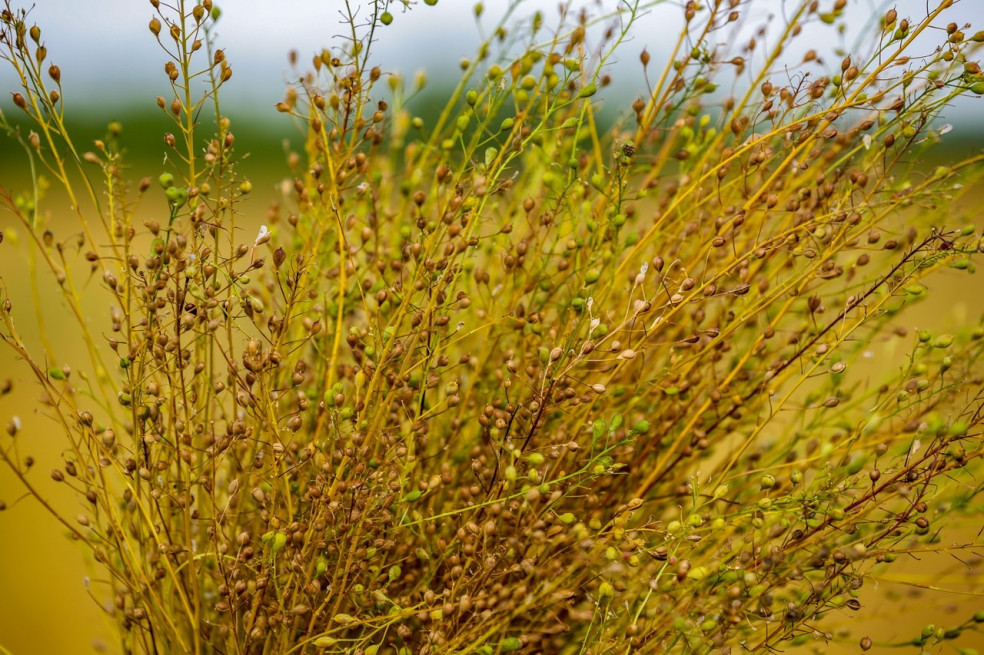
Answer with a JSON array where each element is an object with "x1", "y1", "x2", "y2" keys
[{"x1": 3, "y1": 0, "x2": 984, "y2": 653}]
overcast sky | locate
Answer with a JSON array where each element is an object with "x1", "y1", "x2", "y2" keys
[{"x1": 1, "y1": 0, "x2": 981, "y2": 127}]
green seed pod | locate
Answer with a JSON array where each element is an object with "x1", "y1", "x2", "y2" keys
[
  {"x1": 948, "y1": 421, "x2": 968, "y2": 436},
  {"x1": 578, "y1": 83, "x2": 597, "y2": 98},
  {"x1": 164, "y1": 186, "x2": 187, "y2": 205}
]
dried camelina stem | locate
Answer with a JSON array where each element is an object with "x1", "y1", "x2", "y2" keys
[{"x1": 2, "y1": 0, "x2": 984, "y2": 653}]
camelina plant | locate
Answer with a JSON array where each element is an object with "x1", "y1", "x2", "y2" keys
[{"x1": 2, "y1": 0, "x2": 984, "y2": 653}]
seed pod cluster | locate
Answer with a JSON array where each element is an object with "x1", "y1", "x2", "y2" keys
[{"x1": 1, "y1": 1, "x2": 984, "y2": 653}]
